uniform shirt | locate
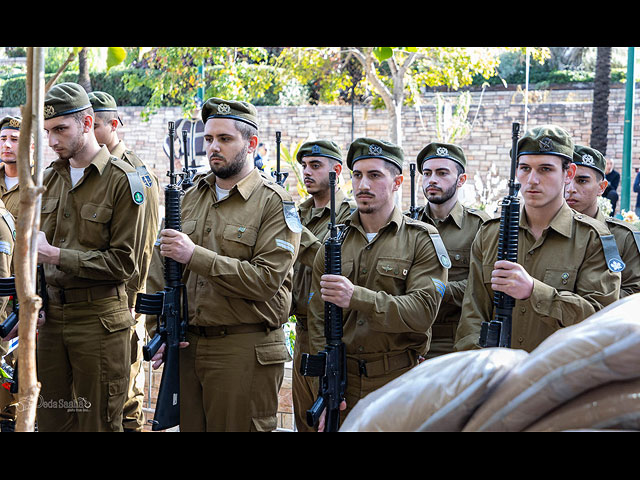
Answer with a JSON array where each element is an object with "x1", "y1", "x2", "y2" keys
[
  {"x1": 291, "y1": 189, "x2": 355, "y2": 324},
  {"x1": 455, "y1": 201, "x2": 621, "y2": 353},
  {"x1": 181, "y1": 168, "x2": 301, "y2": 329},
  {"x1": 112, "y1": 140, "x2": 160, "y2": 308},
  {"x1": 595, "y1": 208, "x2": 640, "y2": 298},
  {"x1": 0, "y1": 164, "x2": 20, "y2": 220},
  {"x1": 416, "y1": 201, "x2": 490, "y2": 355},
  {"x1": 0, "y1": 201, "x2": 14, "y2": 357},
  {"x1": 308, "y1": 206, "x2": 449, "y2": 359},
  {"x1": 40, "y1": 145, "x2": 144, "y2": 291}
]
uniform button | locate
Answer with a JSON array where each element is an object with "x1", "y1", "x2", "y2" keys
[
  {"x1": 365, "y1": 245, "x2": 372, "y2": 250},
  {"x1": 518, "y1": 336, "x2": 524, "y2": 343},
  {"x1": 454, "y1": 254, "x2": 461, "y2": 260},
  {"x1": 206, "y1": 227, "x2": 211, "y2": 233},
  {"x1": 358, "y1": 346, "x2": 364, "y2": 352},
  {"x1": 520, "y1": 307, "x2": 526, "y2": 313},
  {"x1": 92, "y1": 213, "x2": 97, "y2": 218},
  {"x1": 361, "y1": 267, "x2": 367, "y2": 274},
  {"x1": 357, "y1": 319, "x2": 364, "y2": 325},
  {"x1": 64, "y1": 212, "x2": 70, "y2": 218}
]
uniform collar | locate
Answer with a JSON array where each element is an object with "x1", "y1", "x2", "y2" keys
[
  {"x1": 298, "y1": 188, "x2": 347, "y2": 220},
  {"x1": 424, "y1": 200, "x2": 464, "y2": 228},
  {"x1": 521, "y1": 200, "x2": 574, "y2": 238},
  {"x1": 200, "y1": 167, "x2": 263, "y2": 201},
  {"x1": 347, "y1": 204, "x2": 404, "y2": 236},
  {"x1": 595, "y1": 207, "x2": 607, "y2": 223},
  {"x1": 110, "y1": 140, "x2": 127, "y2": 160},
  {"x1": 52, "y1": 145, "x2": 112, "y2": 177}
]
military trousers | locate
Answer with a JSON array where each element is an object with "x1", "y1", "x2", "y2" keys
[
  {"x1": 291, "y1": 320, "x2": 316, "y2": 432},
  {"x1": 339, "y1": 350, "x2": 417, "y2": 427},
  {"x1": 179, "y1": 325, "x2": 290, "y2": 432},
  {"x1": 36, "y1": 292, "x2": 133, "y2": 432},
  {"x1": 122, "y1": 315, "x2": 146, "y2": 431}
]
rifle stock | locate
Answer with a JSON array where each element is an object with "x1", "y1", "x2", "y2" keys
[
  {"x1": 479, "y1": 122, "x2": 521, "y2": 348},
  {"x1": 135, "y1": 121, "x2": 188, "y2": 431},
  {"x1": 299, "y1": 171, "x2": 346, "y2": 431}
]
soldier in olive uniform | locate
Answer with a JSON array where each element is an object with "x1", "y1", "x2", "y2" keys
[
  {"x1": 565, "y1": 145, "x2": 640, "y2": 297},
  {"x1": 0, "y1": 116, "x2": 21, "y2": 219},
  {"x1": 455, "y1": 125, "x2": 621, "y2": 353},
  {"x1": 89, "y1": 91, "x2": 160, "y2": 432},
  {"x1": 307, "y1": 138, "x2": 449, "y2": 430},
  {"x1": 154, "y1": 97, "x2": 300, "y2": 432},
  {"x1": 412, "y1": 142, "x2": 490, "y2": 358},
  {"x1": 37, "y1": 82, "x2": 145, "y2": 431},
  {"x1": 291, "y1": 140, "x2": 355, "y2": 432},
  {"x1": 0, "y1": 198, "x2": 15, "y2": 432}
]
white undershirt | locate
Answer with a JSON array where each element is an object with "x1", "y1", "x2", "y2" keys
[
  {"x1": 70, "y1": 166, "x2": 85, "y2": 187},
  {"x1": 4, "y1": 175, "x2": 18, "y2": 190},
  {"x1": 365, "y1": 232, "x2": 377, "y2": 242},
  {"x1": 215, "y1": 184, "x2": 230, "y2": 200}
]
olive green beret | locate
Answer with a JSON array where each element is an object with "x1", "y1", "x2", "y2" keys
[
  {"x1": 296, "y1": 140, "x2": 343, "y2": 164},
  {"x1": 88, "y1": 91, "x2": 117, "y2": 112},
  {"x1": 416, "y1": 142, "x2": 466, "y2": 172},
  {"x1": 573, "y1": 145, "x2": 606, "y2": 176},
  {"x1": 0, "y1": 115, "x2": 21, "y2": 131},
  {"x1": 517, "y1": 125, "x2": 574, "y2": 161},
  {"x1": 201, "y1": 97, "x2": 259, "y2": 129},
  {"x1": 89, "y1": 91, "x2": 123, "y2": 126},
  {"x1": 346, "y1": 137, "x2": 404, "y2": 171},
  {"x1": 44, "y1": 82, "x2": 92, "y2": 120}
]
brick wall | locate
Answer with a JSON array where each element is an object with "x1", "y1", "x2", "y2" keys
[{"x1": 13, "y1": 84, "x2": 636, "y2": 213}]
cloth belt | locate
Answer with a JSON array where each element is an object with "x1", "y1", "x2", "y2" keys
[
  {"x1": 346, "y1": 350, "x2": 414, "y2": 378},
  {"x1": 47, "y1": 283, "x2": 125, "y2": 305},
  {"x1": 187, "y1": 323, "x2": 273, "y2": 338}
]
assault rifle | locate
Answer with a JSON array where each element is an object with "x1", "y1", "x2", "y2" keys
[
  {"x1": 299, "y1": 171, "x2": 347, "y2": 431},
  {"x1": 135, "y1": 121, "x2": 188, "y2": 431},
  {"x1": 0, "y1": 265, "x2": 48, "y2": 394},
  {"x1": 272, "y1": 131, "x2": 288, "y2": 187},
  {"x1": 479, "y1": 122, "x2": 521, "y2": 348},
  {"x1": 409, "y1": 162, "x2": 419, "y2": 219}
]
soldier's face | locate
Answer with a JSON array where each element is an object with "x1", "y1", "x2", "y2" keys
[
  {"x1": 93, "y1": 117, "x2": 115, "y2": 147},
  {"x1": 517, "y1": 154, "x2": 575, "y2": 209},
  {"x1": 300, "y1": 156, "x2": 341, "y2": 196},
  {"x1": 352, "y1": 158, "x2": 402, "y2": 214},
  {"x1": 421, "y1": 157, "x2": 466, "y2": 205},
  {"x1": 44, "y1": 114, "x2": 90, "y2": 161},
  {"x1": 565, "y1": 165, "x2": 608, "y2": 213},
  {"x1": 203, "y1": 118, "x2": 254, "y2": 179},
  {"x1": 0, "y1": 129, "x2": 20, "y2": 164}
]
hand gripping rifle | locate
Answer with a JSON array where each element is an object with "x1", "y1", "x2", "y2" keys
[
  {"x1": 479, "y1": 122, "x2": 521, "y2": 348},
  {"x1": 272, "y1": 131, "x2": 288, "y2": 187},
  {"x1": 299, "y1": 171, "x2": 347, "y2": 431},
  {"x1": 135, "y1": 121, "x2": 188, "y2": 431},
  {"x1": 409, "y1": 162, "x2": 419, "y2": 219}
]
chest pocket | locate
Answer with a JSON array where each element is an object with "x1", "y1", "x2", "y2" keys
[
  {"x1": 447, "y1": 249, "x2": 470, "y2": 280},
  {"x1": 182, "y1": 219, "x2": 197, "y2": 237},
  {"x1": 221, "y1": 224, "x2": 258, "y2": 259},
  {"x1": 40, "y1": 197, "x2": 59, "y2": 234},
  {"x1": 374, "y1": 257, "x2": 412, "y2": 292},
  {"x1": 542, "y1": 267, "x2": 578, "y2": 292},
  {"x1": 79, "y1": 203, "x2": 113, "y2": 249}
]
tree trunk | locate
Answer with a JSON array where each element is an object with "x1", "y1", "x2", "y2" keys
[
  {"x1": 78, "y1": 48, "x2": 92, "y2": 93},
  {"x1": 591, "y1": 47, "x2": 612, "y2": 155},
  {"x1": 14, "y1": 47, "x2": 46, "y2": 432}
]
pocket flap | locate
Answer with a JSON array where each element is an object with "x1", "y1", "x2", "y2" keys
[
  {"x1": 99, "y1": 308, "x2": 135, "y2": 333},
  {"x1": 41, "y1": 197, "x2": 59, "y2": 213},
  {"x1": 375, "y1": 257, "x2": 412, "y2": 279},
  {"x1": 81, "y1": 203, "x2": 113, "y2": 224},
  {"x1": 223, "y1": 224, "x2": 258, "y2": 247},
  {"x1": 255, "y1": 341, "x2": 291, "y2": 365},
  {"x1": 182, "y1": 219, "x2": 197, "y2": 235}
]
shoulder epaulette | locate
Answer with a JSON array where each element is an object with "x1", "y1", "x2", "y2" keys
[{"x1": 110, "y1": 157, "x2": 145, "y2": 206}]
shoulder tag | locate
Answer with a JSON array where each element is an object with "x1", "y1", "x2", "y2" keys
[
  {"x1": 1, "y1": 211, "x2": 15, "y2": 241},
  {"x1": 632, "y1": 230, "x2": 640, "y2": 256},
  {"x1": 600, "y1": 234, "x2": 625, "y2": 273},
  {"x1": 136, "y1": 165, "x2": 154, "y2": 189},
  {"x1": 126, "y1": 171, "x2": 145, "y2": 206},
  {"x1": 429, "y1": 232, "x2": 451, "y2": 269},
  {"x1": 283, "y1": 201, "x2": 302, "y2": 233}
]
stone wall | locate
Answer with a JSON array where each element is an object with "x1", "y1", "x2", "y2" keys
[{"x1": 9, "y1": 84, "x2": 637, "y2": 214}]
